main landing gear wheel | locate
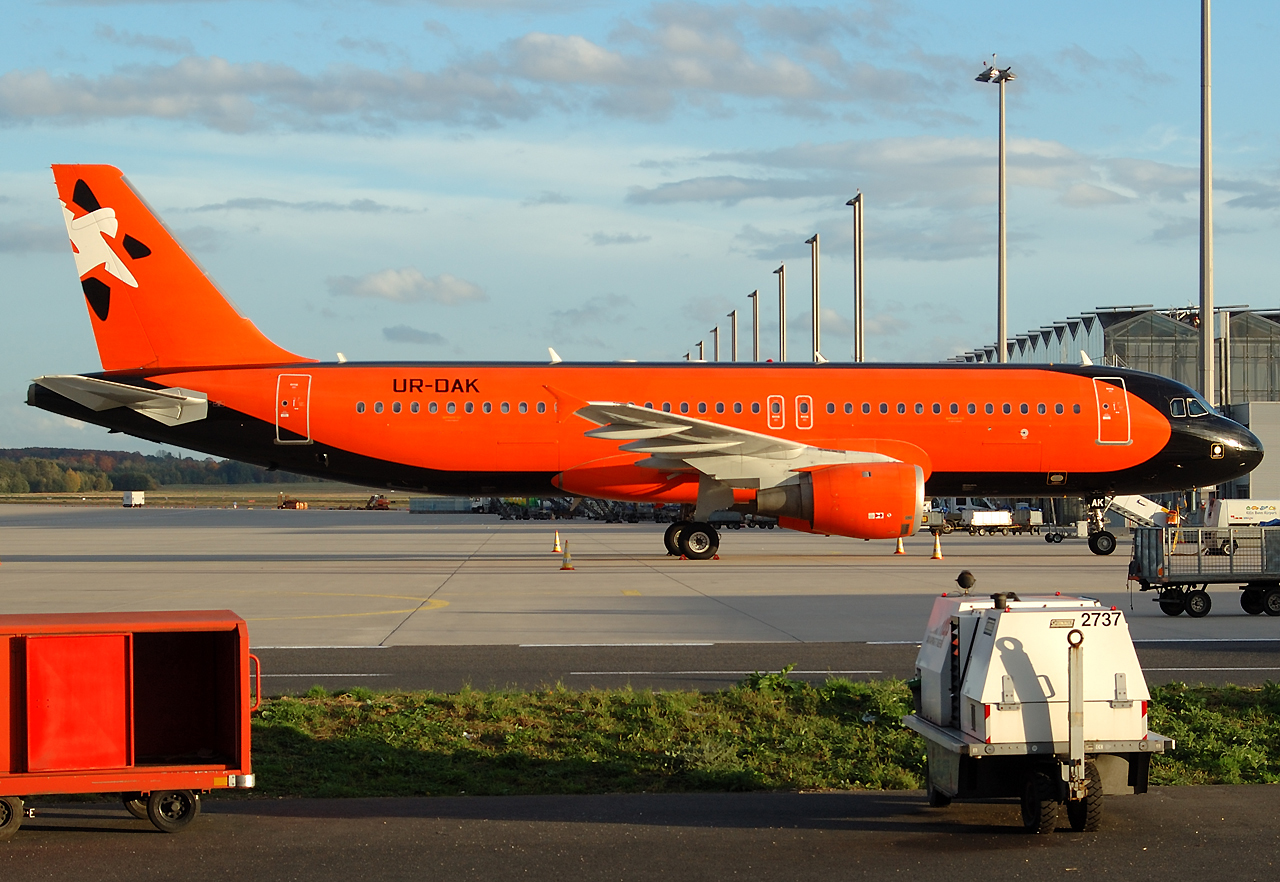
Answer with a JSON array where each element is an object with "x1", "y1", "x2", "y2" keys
[
  {"x1": 1184, "y1": 589, "x2": 1212, "y2": 618},
  {"x1": 1241, "y1": 589, "x2": 1266, "y2": 616},
  {"x1": 1020, "y1": 772, "x2": 1059, "y2": 834},
  {"x1": 121, "y1": 792, "x2": 149, "y2": 820},
  {"x1": 147, "y1": 790, "x2": 200, "y2": 834},
  {"x1": 1088, "y1": 531, "x2": 1117, "y2": 556},
  {"x1": 663, "y1": 522, "x2": 685, "y2": 557},
  {"x1": 678, "y1": 522, "x2": 719, "y2": 560},
  {"x1": 1067, "y1": 760, "x2": 1104, "y2": 832},
  {"x1": 1159, "y1": 588, "x2": 1185, "y2": 617},
  {"x1": 0, "y1": 797, "x2": 23, "y2": 841}
]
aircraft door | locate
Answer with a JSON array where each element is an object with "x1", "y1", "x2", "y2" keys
[
  {"x1": 795, "y1": 395, "x2": 813, "y2": 430},
  {"x1": 766, "y1": 394, "x2": 785, "y2": 430},
  {"x1": 1093, "y1": 377, "x2": 1131, "y2": 445},
  {"x1": 276, "y1": 373, "x2": 313, "y2": 444}
]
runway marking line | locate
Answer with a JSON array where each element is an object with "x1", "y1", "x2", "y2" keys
[
  {"x1": 621, "y1": 590, "x2": 642, "y2": 596},
  {"x1": 569, "y1": 670, "x2": 883, "y2": 676},
  {"x1": 521, "y1": 643, "x2": 715, "y2": 647},
  {"x1": 247, "y1": 598, "x2": 448, "y2": 622}
]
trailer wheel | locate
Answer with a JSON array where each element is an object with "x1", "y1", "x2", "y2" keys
[
  {"x1": 663, "y1": 522, "x2": 685, "y2": 556},
  {"x1": 1159, "y1": 589, "x2": 1185, "y2": 617},
  {"x1": 147, "y1": 790, "x2": 200, "y2": 833},
  {"x1": 1053, "y1": 533, "x2": 1064, "y2": 543},
  {"x1": 1045, "y1": 534, "x2": 1054, "y2": 543},
  {"x1": 1021, "y1": 773, "x2": 1059, "y2": 834},
  {"x1": 1241, "y1": 590, "x2": 1265, "y2": 616},
  {"x1": 1184, "y1": 589, "x2": 1212, "y2": 618},
  {"x1": 926, "y1": 779, "x2": 952, "y2": 808},
  {"x1": 942, "y1": 523, "x2": 954, "y2": 534},
  {"x1": 121, "y1": 793, "x2": 148, "y2": 820},
  {"x1": 1263, "y1": 588, "x2": 1280, "y2": 617},
  {"x1": 1067, "y1": 760, "x2": 1104, "y2": 832},
  {"x1": 0, "y1": 797, "x2": 22, "y2": 841}
]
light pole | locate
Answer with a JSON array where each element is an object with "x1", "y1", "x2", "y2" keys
[
  {"x1": 1200, "y1": 0, "x2": 1215, "y2": 406},
  {"x1": 806, "y1": 233, "x2": 821, "y2": 363},
  {"x1": 773, "y1": 265, "x2": 786, "y2": 362},
  {"x1": 748, "y1": 290, "x2": 760, "y2": 361},
  {"x1": 727, "y1": 310, "x2": 738, "y2": 362},
  {"x1": 976, "y1": 57, "x2": 1016, "y2": 364},
  {"x1": 710, "y1": 326, "x2": 720, "y2": 362},
  {"x1": 696, "y1": 340, "x2": 704, "y2": 362},
  {"x1": 846, "y1": 192, "x2": 865, "y2": 362}
]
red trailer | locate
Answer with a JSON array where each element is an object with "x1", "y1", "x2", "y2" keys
[{"x1": 0, "y1": 610, "x2": 259, "y2": 838}]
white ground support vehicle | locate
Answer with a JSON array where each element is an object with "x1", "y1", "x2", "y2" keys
[
  {"x1": 903, "y1": 591, "x2": 1171, "y2": 833},
  {"x1": 1204, "y1": 499, "x2": 1280, "y2": 528},
  {"x1": 960, "y1": 509, "x2": 1014, "y2": 535}
]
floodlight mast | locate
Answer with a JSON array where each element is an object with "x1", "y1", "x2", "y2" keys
[
  {"x1": 846, "y1": 192, "x2": 864, "y2": 362},
  {"x1": 773, "y1": 265, "x2": 786, "y2": 362},
  {"x1": 976, "y1": 57, "x2": 1016, "y2": 364},
  {"x1": 747, "y1": 290, "x2": 760, "y2": 362}
]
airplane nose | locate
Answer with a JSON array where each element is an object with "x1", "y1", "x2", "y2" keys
[{"x1": 1222, "y1": 423, "x2": 1264, "y2": 474}]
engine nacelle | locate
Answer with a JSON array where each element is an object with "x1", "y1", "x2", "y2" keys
[{"x1": 755, "y1": 462, "x2": 924, "y2": 540}]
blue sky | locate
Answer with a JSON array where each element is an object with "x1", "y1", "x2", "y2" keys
[{"x1": 2, "y1": 0, "x2": 1278, "y2": 453}]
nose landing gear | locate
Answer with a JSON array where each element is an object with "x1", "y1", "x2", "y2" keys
[{"x1": 1085, "y1": 496, "x2": 1117, "y2": 556}]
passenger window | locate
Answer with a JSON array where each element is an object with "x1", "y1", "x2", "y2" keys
[
  {"x1": 1036, "y1": 403, "x2": 1045, "y2": 415},
  {"x1": 768, "y1": 400, "x2": 779, "y2": 414},
  {"x1": 1072, "y1": 404, "x2": 1081, "y2": 414},
  {"x1": 716, "y1": 402, "x2": 725, "y2": 414},
  {"x1": 827, "y1": 402, "x2": 835, "y2": 414},
  {"x1": 734, "y1": 402, "x2": 743, "y2": 414},
  {"x1": 698, "y1": 402, "x2": 707, "y2": 414},
  {"x1": 410, "y1": 402, "x2": 420, "y2": 414},
  {"x1": 879, "y1": 403, "x2": 888, "y2": 414},
  {"x1": 1169, "y1": 399, "x2": 1186, "y2": 418},
  {"x1": 644, "y1": 401, "x2": 653, "y2": 409},
  {"x1": 483, "y1": 402, "x2": 492, "y2": 413},
  {"x1": 845, "y1": 403, "x2": 853, "y2": 414},
  {"x1": 914, "y1": 403, "x2": 923, "y2": 414},
  {"x1": 751, "y1": 402, "x2": 761, "y2": 414},
  {"x1": 1002, "y1": 403, "x2": 1011, "y2": 415},
  {"x1": 446, "y1": 402, "x2": 456, "y2": 414},
  {"x1": 968, "y1": 403, "x2": 976, "y2": 414},
  {"x1": 356, "y1": 401, "x2": 365, "y2": 414},
  {"x1": 374, "y1": 402, "x2": 384, "y2": 414},
  {"x1": 662, "y1": 402, "x2": 672, "y2": 412},
  {"x1": 1020, "y1": 403, "x2": 1028, "y2": 415},
  {"x1": 429, "y1": 402, "x2": 438, "y2": 414},
  {"x1": 862, "y1": 403, "x2": 870, "y2": 414},
  {"x1": 897, "y1": 403, "x2": 906, "y2": 414},
  {"x1": 519, "y1": 402, "x2": 528, "y2": 413},
  {"x1": 932, "y1": 403, "x2": 941, "y2": 414},
  {"x1": 950, "y1": 403, "x2": 959, "y2": 415},
  {"x1": 799, "y1": 401, "x2": 809, "y2": 415},
  {"x1": 501, "y1": 402, "x2": 510, "y2": 413},
  {"x1": 392, "y1": 401, "x2": 402, "y2": 413},
  {"x1": 465, "y1": 402, "x2": 474, "y2": 414},
  {"x1": 537, "y1": 402, "x2": 546, "y2": 413},
  {"x1": 1187, "y1": 398, "x2": 1208, "y2": 417},
  {"x1": 680, "y1": 402, "x2": 690, "y2": 414},
  {"x1": 1055, "y1": 403, "x2": 1064, "y2": 415},
  {"x1": 985, "y1": 403, "x2": 994, "y2": 415}
]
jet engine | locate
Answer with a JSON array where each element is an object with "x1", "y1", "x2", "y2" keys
[{"x1": 755, "y1": 462, "x2": 924, "y2": 540}]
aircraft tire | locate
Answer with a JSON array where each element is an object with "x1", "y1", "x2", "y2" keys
[
  {"x1": 1184, "y1": 589, "x2": 1212, "y2": 618},
  {"x1": 1091, "y1": 531, "x2": 1117, "y2": 555},
  {"x1": 678, "y1": 522, "x2": 719, "y2": 560},
  {"x1": 663, "y1": 523, "x2": 685, "y2": 557}
]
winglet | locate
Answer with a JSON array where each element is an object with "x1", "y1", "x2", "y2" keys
[
  {"x1": 1080, "y1": 349, "x2": 1094, "y2": 366},
  {"x1": 548, "y1": 347, "x2": 563, "y2": 364}
]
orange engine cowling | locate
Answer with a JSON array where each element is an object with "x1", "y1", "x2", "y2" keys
[{"x1": 756, "y1": 462, "x2": 924, "y2": 540}]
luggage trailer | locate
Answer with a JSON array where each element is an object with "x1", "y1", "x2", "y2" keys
[
  {"x1": 903, "y1": 592, "x2": 1171, "y2": 833},
  {"x1": 1130, "y1": 525, "x2": 1280, "y2": 617},
  {"x1": 0, "y1": 611, "x2": 259, "y2": 839}
]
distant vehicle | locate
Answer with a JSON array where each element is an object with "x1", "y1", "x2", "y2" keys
[
  {"x1": 1204, "y1": 499, "x2": 1280, "y2": 528},
  {"x1": 961, "y1": 509, "x2": 1013, "y2": 535}
]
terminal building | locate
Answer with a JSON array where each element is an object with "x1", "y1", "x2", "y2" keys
[{"x1": 952, "y1": 305, "x2": 1280, "y2": 501}]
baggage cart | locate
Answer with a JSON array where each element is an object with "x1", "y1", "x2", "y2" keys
[
  {"x1": 903, "y1": 590, "x2": 1171, "y2": 833},
  {"x1": 1128, "y1": 526, "x2": 1280, "y2": 618},
  {"x1": 0, "y1": 611, "x2": 259, "y2": 839}
]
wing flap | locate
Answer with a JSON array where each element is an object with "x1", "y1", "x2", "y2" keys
[{"x1": 34, "y1": 374, "x2": 208, "y2": 426}]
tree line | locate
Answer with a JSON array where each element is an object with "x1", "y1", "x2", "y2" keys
[{"x1": 0, "y1": 448, "x2": 327, "y2": 494}]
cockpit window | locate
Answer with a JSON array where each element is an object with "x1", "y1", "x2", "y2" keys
[
  {"x1": 1187, "y1": 397, "x2": 1208, "y2": 417},
  {"x1": 1169, "y1": 398, "x2": 1186, "y2": 418}
]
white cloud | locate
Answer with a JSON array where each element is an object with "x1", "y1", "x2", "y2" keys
[
  {"x1": 588, "y1": 231, "x2": 651, "y2": 245},
  {"x1": 328, "y1": 268, "x2": 487, "y2": 304},
  {"x1": 383, "y1": 324, "x2": 446, "y2": 345}
]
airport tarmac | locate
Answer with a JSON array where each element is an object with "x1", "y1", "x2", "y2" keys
[{"x1": 2, "y1": 505, "x2": 1277, "y2": 648}]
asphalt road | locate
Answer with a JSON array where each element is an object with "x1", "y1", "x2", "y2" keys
[
  {"x1": 253, "y1": 639, "x2": 1280, "y2": 693},
  {"x1": 3, "y1": 786, "x2": 1276, "y2": 881}
]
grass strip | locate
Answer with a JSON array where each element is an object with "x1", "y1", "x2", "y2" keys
[{"x1": 248, "y1": 671, "x2": 1280, "y2": 798}]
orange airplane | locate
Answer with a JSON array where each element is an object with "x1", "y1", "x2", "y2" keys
[{"x1": 29, "y1": 165, "x2": 1263, "y2": 559}]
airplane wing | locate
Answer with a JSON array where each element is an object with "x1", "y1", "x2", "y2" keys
[
  {"x1": 575, "y1": 401, "x2": 899, "y2": 491},
  {"x1": 33, "y1": 375, "x2": 208, "y2": 427}
]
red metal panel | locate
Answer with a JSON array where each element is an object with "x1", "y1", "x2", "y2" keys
[
  {"x1": 0, "y1": 637, "x2": 10, "y2": 773},
  {"x1": 0, "y1": 610, "x2": 245, "y2": 635},
  {"x1": 27, "y1": 635, "x2": 130, "y2": 772}
]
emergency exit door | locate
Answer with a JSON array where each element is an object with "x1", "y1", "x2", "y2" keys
[
  {"x1": 766, "y1": 394, "x2": 785, "y2": 430},
  {"x1": 275, "y1": 374, "x2": 312, "y2": 444},
  {"x1": 1093, "y1": 377, "x2": 1131, "y2": 445},
  {"x1": 795, "y1": 395, "x2": 813, "y2": 430}
]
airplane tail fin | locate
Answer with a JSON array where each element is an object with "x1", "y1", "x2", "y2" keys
[{"x1": 51, "y1": 164, "x2": 312, "y2": 371}]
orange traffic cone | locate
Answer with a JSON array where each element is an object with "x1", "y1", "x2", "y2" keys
[
  {"x1": 894, "y1": 537, "x2": 906, "y2": 555},
  {"x1": 560, "y1": 541, "x2": 575, "y2": 571},
  {"x1": 931, "y1": 531, "x2": 944, "y2": 560},
  {"x1": 552, "y1": 530, "x2": 562, "y2": 553}
]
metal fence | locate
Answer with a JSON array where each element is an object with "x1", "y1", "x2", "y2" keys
[{"x1": 1133, "y1": 526, "x2": 1280, "y2": 583}]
